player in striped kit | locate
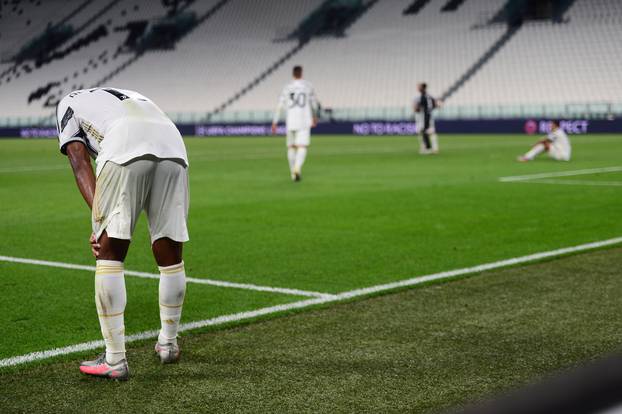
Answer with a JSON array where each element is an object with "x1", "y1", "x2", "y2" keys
[
  {"x1": 414, "y1": 82, "x2": 441, "y2": 155},
  {"x1": 272, "y1": 65, "x2": 318, "y2": 182}
]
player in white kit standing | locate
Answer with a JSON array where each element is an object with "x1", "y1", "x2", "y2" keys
[
  {"x1": 56, "y1": 87, "x2": 189, "y2": 380},
  {"x1": 519, "y1": 120, "x2": 572, "y2": 162},
  {"x1": 272, "y1": 65, "x2": 318, "y2": 182}
]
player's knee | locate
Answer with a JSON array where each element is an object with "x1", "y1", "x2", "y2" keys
[
  {"x1": 98, "y1": 231, "x2": 130, "y2": 261},
  {"x1": 152, "y1": 237, "x2": 183, "y2": 266}
]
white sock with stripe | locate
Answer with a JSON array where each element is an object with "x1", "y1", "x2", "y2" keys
[
  {"x1": 95, "y1": 260, "x2": 126, "y2": 365},
  {"x1": 288, "y1": 147, "x2": 296, "y2": 172},
  {"x1": 294, "y1": 147, "x2": 307, "y2": 173},
  {"x1": 431, "y1": 134, "x2": 439, "y2": 152},
  {"x1": 158, "y1": 262, "x2": 186, "y2": 346}
]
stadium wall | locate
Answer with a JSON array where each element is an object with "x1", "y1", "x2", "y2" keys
[{"x1": 2, "y1": 118, "x2": 622, "y2": 139}]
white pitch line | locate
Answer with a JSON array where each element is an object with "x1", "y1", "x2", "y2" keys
[
  {"x1": 519, "y1": 179, "x2": 622, "y2": 187},
  {"x1": 2, "y1": 235, "x2": 622, "y2": 368},
  {"x1": 499, "y1": 166, "x2": 622, "y2": 182},
  {"x1": 0, "y1": 255, "x2": 333, "y2": 299}
]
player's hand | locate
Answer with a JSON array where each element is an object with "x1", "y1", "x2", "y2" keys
[
  {"x1": 271, "y1": 123, "x2": 277, "y2": 134},
  {"x1": 89, "y1": 233, "x2": 100, "y2": 258},
  {"x1": 312, "y1": 117, "x2": 318, "y2": 128}
]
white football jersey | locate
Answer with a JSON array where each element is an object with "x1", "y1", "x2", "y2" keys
[
  {"x1": 273, "y1": 79, "x2": 316, "y2": 131},
  {"x1": 56, "y1": 88, "x2": 188, "y2": 176},
  {"x1": 547, "y1": 128, "x2": 571, "y2": 159}
]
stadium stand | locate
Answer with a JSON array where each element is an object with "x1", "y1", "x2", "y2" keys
[
  {"x1": 449, "y1": 0, "x2": 622, "y2": 106},
  {"x1": 111, "y1": 0, "x2": 325, "y2": 116},
  {"x1": 0, "y1": 0, "x2": 620, "y2": 122},
  {"x1": 232, "y1": 0, "x2": 507, "y2": 113},
  {"x1": 0, "y1": 0, "x2": 200, "y2": 116}
]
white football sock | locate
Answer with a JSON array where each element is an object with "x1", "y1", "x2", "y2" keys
[
  {"x1": 525, "y1": 143, "x2": 545, "y2": 160},
  {"x1": 95, "y1": 260, "x2": 126, "y2": 365},
  {"x1": 158, "y1": 262, "x2": 186, "y2": 346},
  {"x1": 430, "y1": 134, "x2": 439, "y2": 152},
  {"x1": 294, "y1": 147, "x2": 307, "y2": 173},
  {"x1": 287, "y1": 147, "x2": 296, "y2": 172}
]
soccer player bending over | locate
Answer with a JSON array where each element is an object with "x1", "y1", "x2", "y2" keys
[
  {"x1": 519, "y1": 120, "x2": 571, "y2": 162},
  {"x1": 414, "y1": 82, "x2": 441, "y2": 155},
  {"x1": 57, "y1": 88, "x2": 189, "y2": 380},
  {"x1": 272, "y1": 65, "x2": 318, "y2": 182}
]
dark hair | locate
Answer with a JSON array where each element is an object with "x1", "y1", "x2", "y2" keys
[
  {"x1": 420, "y1": 82, "x2": 427, "y2": 90},
  {"x1": 293, "y1": 66, "x2": 303, "y2": 77},
  {"x1": 551, "y1": 119, "x2": 560, "y2": 127}
]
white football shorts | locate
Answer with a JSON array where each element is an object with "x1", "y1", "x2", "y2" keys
[
  {"x1": 416, "y1": 118, "x2": 436, "y2": 134},
  {"x1": 548, "y1": 145, "x2": 571, "y2": 161},
  {"x1": 92, "y1": 156, "x2": 189, "y2": 243},
  {"x1": 286, "y1": 129, "x2": 311, "y2": 147}
]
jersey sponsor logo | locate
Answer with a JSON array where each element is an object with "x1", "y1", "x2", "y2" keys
[
  {"x1": 60, "y1": 107, "x2": 74, "y2": 133},
  {"x1": 80, "y1": 121, "x2": 104, "y2": 144}
]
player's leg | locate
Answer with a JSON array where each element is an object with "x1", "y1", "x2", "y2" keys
[
  {"x1": 92, "y1": 232, "x2": 129, "y2": 366},
  {"x1": 293, "y1": 129, "x2": 310, "y2": 181},
  {"x1": 429, "y1": 120, "x2": 439, "y2": 154},
  {"x1": 80, "y1": 160, "x2": 152, "y2": 380},
  {"x1": 147, "y1": 160, "x2": 189, "y2": 363},
  {"x1": 519, "y1": 140, "x2": 550, "y2": 162},
  {"x1": 420, "y1": 132, "x2": 431, "y2": 154},
  {"x1": 152, "y1": 238, "x2": 186, "y2": 363},
  {"x1": 152, "y1": 237, "x2": 183, "y2": 266},
  {"x1": 286, "y1": 130, "x2": 297, "y2": 176},
  {"x1": 288, "y1": 146, "x2": 297, "y2": 174},
  {"x1": 420, "y1": 116, "x2": 432, "y2": 154}
]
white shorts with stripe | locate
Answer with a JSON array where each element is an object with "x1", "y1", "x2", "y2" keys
[
  {"x1": 93, "y1": 156, "x2": 189, "y2": 243},
  {"x1": 286, "y1": 129, "x2": 310, "y2": 147}
]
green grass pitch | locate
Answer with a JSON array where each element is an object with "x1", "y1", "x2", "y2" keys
[{"x1": 0, "y1": 134, "x2": 621, "y2": 412}]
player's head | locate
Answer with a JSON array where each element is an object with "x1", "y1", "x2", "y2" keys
[
  {"x1": 418, "y1": 82, "x2": 427, "y2": 93},
  {"x1": 293, "y1": 65, "x2": 303, "y2": 79},
  {"x1": 550, "y1": 119, "x2": 560, "y2": 131}
]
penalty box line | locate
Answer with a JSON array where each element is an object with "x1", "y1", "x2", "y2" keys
[
  {"x1": 509, "y1": 179, "x2": 622, "y2": 187},
  {"x1": 2, "y1": 235, "x2": 622, "y2": 368},
  {"x1": 0, "y1": 255, "x2": 334, "y2": 299},
  {"x1": 499, "y1": 166, "x2": 622, "y2": 183}
]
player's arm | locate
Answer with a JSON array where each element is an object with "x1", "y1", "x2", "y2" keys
[
  {"x1": 57, "y1": 101, "x2": 101, "y2": 256},
  {"x1": 414, "y1": 97, "x2": 422, "y2": 113},
  {"x1": 66, "y1": 142, "x2": 96, "y2": 210},
  {"x1": 65, "y1": 142, "x2": 101, "y2": 257},
  {"x1": 57, "y1": 102, "x2": 94, "y2": 209},
  {"x1": 271, "y1": 89, "x2": 286, "y2": 134},
  {"x1": 310, "y1": 87, "x2": 318, "y2": 128}
]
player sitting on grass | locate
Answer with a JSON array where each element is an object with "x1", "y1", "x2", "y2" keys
[
  {"x1": 57, "y1": 87, "x2": 190, "y2": 380},
  {"x1": 272, "y1": 65, "x2": 318, "y2": 182},
  {"x1": 519, "y1": 120, "x2": 572, "y2": 162}
]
